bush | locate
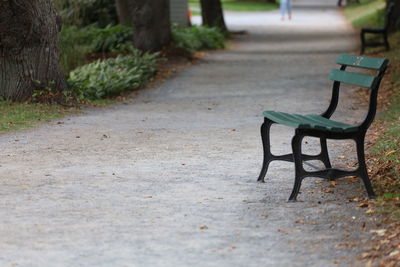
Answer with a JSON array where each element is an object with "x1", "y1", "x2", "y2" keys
[
  {"x1": 59, "y1": 26, "x2": 95, "y2": 72},
  {"x1": 54, "y1": 0, "x2": 118, "y2": 27},
  {"x1": 90, "y1": 25, "x2": 133, "y2": 53},
  {"x1": 172, "y1": 25, "x2": 225, "y2": 53},
  {"x1": 67, "y1": 50, "x2": 160, "y2": 101},
  {"x1": 59, "y1": 25, "x2": 134, "y2": 72}
]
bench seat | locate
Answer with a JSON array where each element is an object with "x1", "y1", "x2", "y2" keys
[{"x1": 263, "y1": 111, "x2": 358, "y2": 133}]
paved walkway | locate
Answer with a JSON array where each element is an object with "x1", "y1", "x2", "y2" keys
[{"x1": 0, "y1": 1, "x2": 372, "y2": 266}]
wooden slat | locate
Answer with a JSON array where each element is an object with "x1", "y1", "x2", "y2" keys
[
  {"x1": 329, "y1": 69, "x2": 377, "y2": 88},
  {"x1": 263, "y1": 111, "x2": 358, "y2": 133},
  {"x1": 336, "y1": 54, "x2": 388, "y2": 71}
]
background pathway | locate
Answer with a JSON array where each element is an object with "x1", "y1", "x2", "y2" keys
[{"x1": 0, "y1": 1, "x2": 373, "y2": 266}]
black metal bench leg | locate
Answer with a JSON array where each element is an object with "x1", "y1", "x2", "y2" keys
[
  {"x1": 258, "y1": 119, "x2": 273, "y2": 182},
  {"x1": 320, "y1": 137, "x2": 332, "y2": 169},
  {"x1": 356, "y1": 136, "x2": 376, "y2": 199},
  {"x1": 384, "y1": 32, "x2": 390, "y2": 51},
  {"x1": 289, "y1": 133, "x2": 304, "y2": 202},
  {"x1": 360, "y1": 31, "x2": 366, "y2": 54}
]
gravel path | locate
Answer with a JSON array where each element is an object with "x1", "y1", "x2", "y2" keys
[{"x1": 0, "y1": 1, "x2": 374, "y2": 266}]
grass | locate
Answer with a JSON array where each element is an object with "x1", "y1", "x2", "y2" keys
[
  {"x1": 0, "y1": 101, "x2": 77, "y2": 133},
  {"x1": 189, "y1": 0, "x2": 278, "y2": 12},
  {"x1": 368, "y1": 32, "x2": 400, "y2": 219},
  {"x1": 344, "y1": 0, "x2": 386, "y2": 28},
  {"x1": 0, "y1": 98, "x2": 116, "y2": 133},
  {"x1": 345, "y1": 3, "x2": 400, "y2": 264},
  {"x1": 344, "y1": 0, "x2": 400, "y2": 220}
]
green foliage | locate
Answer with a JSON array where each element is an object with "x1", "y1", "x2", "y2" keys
[
  {"x1": 172, "y1": 25, "x2": 225, "y2": 53},
  {"x1": 344, "y1": 0, "x2": 386, "y2": 28},
  {"x1": 53, "y1": 0, "x2": 118, "y2": 27},
  {"x1": 90, "y1": 25, "x2": 133, "y2": 53},
  {"x1": 59, "y1": 26, "x2": 93, "y2": 72},
  {"x1": 59, "y1": 25, "x2": 134, "y2": 72},
  {"x1": 0, "y1": 100, "x2": 74, "y2": 132},
  {"x1": 68, "y1": 51, "x2": 160, "y2": 101}
]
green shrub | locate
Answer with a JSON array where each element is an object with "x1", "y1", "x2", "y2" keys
[
  {"x1": 90, "y1": 25, "x2": 133, "y2": 53},
  {"x1": 59, "y1": 25, "x2": 134, "y2": 72},
  {"x1": 172, "y1": 25, "x2": 225, "y2": 53},
  {"x1": 59, "y1": 26, "x2": 95, "y2": 72},
  {"x1": 67, "y1": 50, "x2": 160, "y2": 101},
  {"x1": 54, "y1": 0, "x2": 118, "y2": 27}
]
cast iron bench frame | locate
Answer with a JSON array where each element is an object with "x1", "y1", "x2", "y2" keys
[
  {"x1": 360, "y1": 2, "x2": 395, "y2": 54},
  {"x1": 257, "y1": 54, "x2": 389, "y2": 202}
]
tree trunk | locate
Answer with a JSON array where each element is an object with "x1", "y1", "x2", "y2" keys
[
  {"x1": 0, "y1": 0, "x2": 67, "y2": 101},
  {"x1": 115, "y1": 0, "x2": 132, "y2": 26},
  {"x1": 129, "y1": 0, "x2": 171, "y2": 52},
  {"x1": 387, "y1": 0, "x2": 400, "y2": 32},
  {"x1": 200, "y1": 0, "x2": 228, "y2": 32}
]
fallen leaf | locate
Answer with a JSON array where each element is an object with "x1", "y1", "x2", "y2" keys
[
  {"x1": 365, "y1": 209, "x2": 374, "y2": 214},
  {"x1": 385, "y1": 150, "x2": 398, "y2": 156},
  {"x1": 389, "y1": 250, "x2": 399, "y2": 257},
  {"x1": 277, "y1": 229, "x2": 288, "y2": 234},
  {"x1": 357, "y1": 203, "x2": 369, "y2": 208},
  {"x1": 370, "y1": 229, "x2": 387, "y2": 236}
]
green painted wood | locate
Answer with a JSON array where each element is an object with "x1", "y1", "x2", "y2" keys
[
  {"x1": 336, "y1": 54, "x2": 388, "y2": 71},
  {"x1": 263, "y1": 111, "x2": 358, "y2": 133},
  {"x1": 329, "y1": 69, "x2": 377, "y2": 88}
]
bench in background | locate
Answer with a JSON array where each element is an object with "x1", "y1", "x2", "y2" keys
[{"x1": 360, "y1": 2, "x2": 395, "y2": 54}]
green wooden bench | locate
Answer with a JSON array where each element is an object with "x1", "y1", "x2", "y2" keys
[
  {"x1": 257, "y1": 54, "x2": 389, "y2": 202},
  {"x1": 360, "y1": 2, "x2": 394, "y2": 54}
]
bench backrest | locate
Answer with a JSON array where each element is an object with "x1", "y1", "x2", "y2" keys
[
  {"x1": 326, "y1": 54, "x2": 389, "y2": 131},
  {"x1": 384, "y1": 2, "x2": 395, "y2": 30}
]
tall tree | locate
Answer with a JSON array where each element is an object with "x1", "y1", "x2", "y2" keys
[
  {"x1": 0, "y1": 0, "x2": 67, "y2": 101},
  {"x1": 115, "y1": 0, "x2": 131, "y2": 26},
  {"x1": 128, "y1": 0, "x2": 171, "y2": 52},
  {"x1": 200, "y1": 0, "x2": 228, "y2": 32}
]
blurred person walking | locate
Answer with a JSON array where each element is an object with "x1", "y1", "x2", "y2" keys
[{"x1": 280, "y1": 0, "x2": 292, "y2": 21}]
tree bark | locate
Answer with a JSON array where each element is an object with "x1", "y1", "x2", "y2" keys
[
  {"x1": 0, "y1": 0, "x2": 67, "y2": 101},
  {"x1": 129, "y1": 0, "x2": 171, "y2": 52},
  {"x1": 115, "y1": 0, "x2": 132, "y2": 26},
  {"x1": 200, "y1": 0, "x2": 228, "y2": 32},
  {"x1": 387, "y1": 0, "x2": 400, "y2": 32}
]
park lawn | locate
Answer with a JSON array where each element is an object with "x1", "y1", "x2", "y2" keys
[
  {"x1": 0, "y1": 98, "x2": 118, "y2": 133},
  {"x1": 344, "y1": 0, "x2": 386, "y2": 28},
  {"x1": 189, "y1": 0, "x2": 278, "y2": 12},
  {"x1": 0, "y1": 101, "x2": 78, "y2": 133}
]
